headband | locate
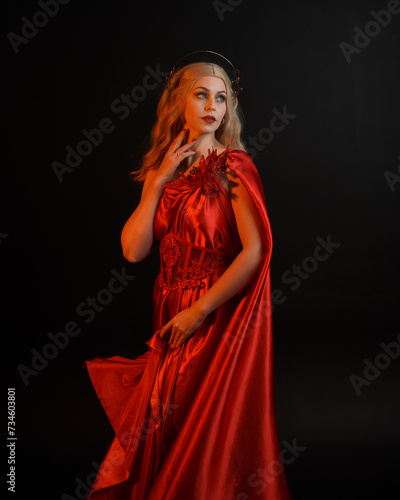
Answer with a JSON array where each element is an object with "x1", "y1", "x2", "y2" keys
[{"x1": 165, "y1": 50, "x2": 242, "y2": 97}]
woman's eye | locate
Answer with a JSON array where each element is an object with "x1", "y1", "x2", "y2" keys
[{"x1": 195, "y1": 92, "x2": 225, "y2": 102}]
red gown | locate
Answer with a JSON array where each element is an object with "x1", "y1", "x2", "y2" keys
[{"x1": 85, "y1": 148, "x2": 291, "y2": 499}]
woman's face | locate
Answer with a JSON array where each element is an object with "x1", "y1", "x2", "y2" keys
[{"x1": 183, "y1": 76, "x2": 227, "y2": 136}]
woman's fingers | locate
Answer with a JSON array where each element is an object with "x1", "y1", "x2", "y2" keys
[
  {"x1": 170, "y1": 333, "x2": 182, "y2": 349},
  {"x1": 159, "y1": 321, "x2": 172, "y2": 340},
  {"x1": 154, "y1": 129, "x2": 199, "y2": 186},
  {"x1": 177, "y1": 148, "x2": 197, "y2": 159},
  {"x1": 169, "y1": 128, "x2": 188, "y2": 150},
  {"x1": 174, "y1": 139, "x2": 197, "y2": 157},
  {"x1": 162, "y1": 322, "x2": 185, "y2": 348},
  {"x1": 162, "y1": 327, "x2": 195, "y2": 349},
  {"x1": 169, "y1": 128, "x2": 197, "y2": 156}
]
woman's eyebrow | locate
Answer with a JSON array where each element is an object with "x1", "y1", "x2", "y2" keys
[{"x1": 194, "y1": 86, "x2": 227, "y2": 93}]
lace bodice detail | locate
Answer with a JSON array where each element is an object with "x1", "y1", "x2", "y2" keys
[{"x1": 158, "y1": 234, "x2": 233, "y2": 292}]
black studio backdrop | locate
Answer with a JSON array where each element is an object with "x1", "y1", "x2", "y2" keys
[{"x1": 2, "y1": 1, "x2": 400, "y2": 499}]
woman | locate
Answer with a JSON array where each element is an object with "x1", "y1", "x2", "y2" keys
[{"x1": 85, "y1": 54, "x2": 291, "y2": 499}]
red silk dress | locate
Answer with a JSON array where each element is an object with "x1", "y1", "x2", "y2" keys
[{"x1": 85, "y1": 148, "x2": 291, "y2": 499}]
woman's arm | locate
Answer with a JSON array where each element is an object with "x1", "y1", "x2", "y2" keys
[
  {"x1": 121, "y1": 130, "x2": 197, "y2": 262},
  {"x1": 121, "y1": 170, "x2": 164, "y2": 263},
  {"x1": 160, "y1": 169, "x2": 268, "y2": 348}
]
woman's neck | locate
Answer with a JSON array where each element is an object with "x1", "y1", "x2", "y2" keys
[{"x1": 187, "y1": 131, "x2": 223, "y2": 156}]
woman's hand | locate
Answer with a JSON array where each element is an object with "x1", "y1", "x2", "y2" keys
[
  {"x1": 154, "y1": 128, "x2": 198, "y2": 185},
  {"x1": 159, "y1": 304, "x2": 206, "y2": 349}
]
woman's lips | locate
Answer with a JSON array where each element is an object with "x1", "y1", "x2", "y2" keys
[{"x1": 202, "y1": 116, "x2": 216, "y2": 123}]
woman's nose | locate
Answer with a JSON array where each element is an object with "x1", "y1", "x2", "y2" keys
[{"x1": 206, "y1": 100, "x2": 215, "y2": 111}]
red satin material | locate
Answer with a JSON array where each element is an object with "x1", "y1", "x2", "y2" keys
[{"x1": 85, "y1": 148, "x2": 291, "y2": 499}]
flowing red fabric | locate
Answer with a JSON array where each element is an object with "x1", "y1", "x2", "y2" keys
[{"x1": 85, "y1": 148, "x2": 291, "y2": 499}]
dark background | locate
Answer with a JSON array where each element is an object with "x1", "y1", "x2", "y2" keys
[{"x1": 3, "y1": 1, "x2": 399, "y2": 499}]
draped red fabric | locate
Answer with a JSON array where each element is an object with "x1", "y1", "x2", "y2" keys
[{"x1": 85, "y1": 148, "x2": 291, "y2": 499}]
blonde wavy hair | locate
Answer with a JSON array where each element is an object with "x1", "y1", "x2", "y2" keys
[{"x1": 131, "y1": 62, "x2": 245, "y2": 184}]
